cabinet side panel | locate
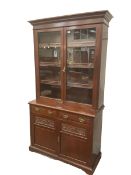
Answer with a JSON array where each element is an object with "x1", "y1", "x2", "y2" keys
[
  {"x1": 29, "y1": 105, "x2": 35, "y2": 146},
  {"x1": 33, "y1": 30, "x2": 40, "y2": 99},
  {"x1": 98, "y1": 24, "x2": 108, "y2": 108},
  {"x1": 93, "y1": 111, "x2": 102, "y2": 154}
]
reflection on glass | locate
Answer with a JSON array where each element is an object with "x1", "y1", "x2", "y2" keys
[
  {"x1": 67, "y1": 88, "x2": 93, "y2": 104},
  {"x1": 66, "y1": 28, "x2": 96, "y2": 104},
  {"x1": 67, "y1": 47, "x2": 95, "y2": 64},
  {"x1": 38, "y1": 31, "x2": 61, "y2": 99},
  {"x1": 88, "y1": 28, "x2": 96, "y2": 39}
]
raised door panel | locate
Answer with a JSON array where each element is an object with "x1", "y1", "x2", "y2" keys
[
  {"x1": 33, "y1": 116, "x2": 58, "y2": 154},
  {"x1": 34, "y1": 126, "x2": 57, "y2": 153},
  {"x1": 60, "y1": 122, "x2": 90, "y2": 163},
  {"x1": 60, "y1": 134, "x2": 88, "y2": 163}
]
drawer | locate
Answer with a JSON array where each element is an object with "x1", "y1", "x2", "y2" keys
[
  {"x1": 61, "y1": 123, "x2": 88, "y2": 139},
  {"x1": 34, "y1": 116, "x2": 55, "y2": 130},
  {"x1": 30, "y1": 105, "x2": 57, "y2": 117},
  {"x1": 59, "y1": 111, "x2": 89, "y2": 124}
]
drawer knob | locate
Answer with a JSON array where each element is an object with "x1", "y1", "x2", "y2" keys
[
  {"x1": 79, "y1": 117, "x2": 86, "y2": 123},
  {"x1": 35, "y1": 107, "x2": 40, "y2": 111},
  {"x1": 48, "y1": 110, "x2": 53, "y2": 114},
  {"x1": 63, "y1": 114, "x2": 69, "y2": 119}
]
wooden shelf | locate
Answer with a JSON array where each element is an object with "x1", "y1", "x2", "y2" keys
[
  {"x1": 67, "y1": 81, "x2": 93, "y2": 89},
  {"x1": 40, "y1": 79, "x2": 93, "y2": 89},
  {"x1": 67, "y1": 63, "x2": 94, "y2": 68},
  {"x1": 39, "y1": 42, "x2": 61, "y2": 48},
  {"x1": 68, "y1": 40, "x2": 95, "y2": 47},
  {"x1": 40, "y1": 62, "x2": 93, "y2": 68},
  {"x1": 40, "y1": 62, "x2": 60, "y2": 67},
  {"x1": 40, "y1": 80, "x2": 61, "y2": 86}
]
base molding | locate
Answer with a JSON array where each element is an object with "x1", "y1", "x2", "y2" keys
[{"x1": 29, "y1": 145, "x2": 101, "y2": 175}]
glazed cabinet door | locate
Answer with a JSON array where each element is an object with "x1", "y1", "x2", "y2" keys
[
  {"x1": 31, "y1": 115, "x2": 59, "y2": 154},
  {"x1": 59, "y1": 121, "x2": 91, "y2": 163},
  {"x1": 34, "y1": 25, "x2": 100, "y2": 107},
  {"x1": 34, "y1": 28, "x2": 64, "y2": 101},
  {"x1": 65, "y1": 25, "x2": 97, "y2": 105}
]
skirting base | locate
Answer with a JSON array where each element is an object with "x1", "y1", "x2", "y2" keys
[{"x1": 29, "y1": 145, "x2": 101, "y2": 175}]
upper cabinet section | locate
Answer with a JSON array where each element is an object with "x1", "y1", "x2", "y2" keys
[{"x1": 29, "y1": 11, "x2": 112, "y2": 109}]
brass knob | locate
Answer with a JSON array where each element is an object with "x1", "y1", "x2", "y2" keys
[
  {"x1": 56, "y1": 99, "x2": 63, "y2": 104},
  {"x1": 79, "y1": 117, "x2": 85, "y2": 123},
  {"x1": 63, "y1": 114, "x2": 69, "y2": 119},
  {"x1": 35, "y1": 107, "x2": 40, "y2": 111},
  {"x1": 48, "y1": 110, "x2": 53, "y2": 114}
]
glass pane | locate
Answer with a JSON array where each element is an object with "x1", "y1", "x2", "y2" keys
[
  {"x1": 38, "y1": 31, "x2": 61, "y2": 99},
  {"x1": 66, "y1": 28, "x2": 96, "y2": 104}
]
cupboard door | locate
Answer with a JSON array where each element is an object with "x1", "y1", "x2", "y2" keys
[
  {"x1": 65, "y1": 26, "x2": 96, "y2": 104},
  {"x1": 37, "y1": 28, "x2": 63, "y2": 100},
  {"x1": 33, "y1": 116, "x2": 58, "y2": 154},
  {"x1": 60, "y1": 122, "x2": 90, "y2": 162}
]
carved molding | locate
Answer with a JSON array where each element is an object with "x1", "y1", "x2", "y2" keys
[
  {"x1": 35, "y1": 116, "x2": 55, "y2": 129},
  {"x1": 61, "y1": 123, "x2": 87, "y2": 138}
]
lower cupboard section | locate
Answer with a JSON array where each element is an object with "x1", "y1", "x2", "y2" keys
[
  {"x1": 29, "y1": 109, "x2": 102, "y2": 175},
  {"x1": 31, "y1": 114, "x2": 91, "y2": 162}
]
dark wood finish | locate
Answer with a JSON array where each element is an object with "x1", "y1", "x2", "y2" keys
[
  {"x1": 60, "y1": 133, "x2": 88, "y2": 162},
  {"x1": 28, "y1": 10, "x2": 112, "y2": 175},
  {"x1": 34, "y1": 125, "x2": 57, "y2": 152},
  {"x1": 98, "y1": 24, "x2": 109, "y2": 108},
  {"x1": 33, "y1": 30, "x2": 40, "y2": 99}
]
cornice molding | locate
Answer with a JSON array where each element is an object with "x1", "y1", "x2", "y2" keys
[{"x1": 29, "y1": 10, "x2": 113, "y2": 27}]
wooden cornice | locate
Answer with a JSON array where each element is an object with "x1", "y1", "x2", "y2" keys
[{"x1": 29, "y1": 10, "x2": 113, "y2": 28}]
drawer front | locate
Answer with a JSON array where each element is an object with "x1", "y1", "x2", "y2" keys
[
  {"x1": 34, "y1": 116, "x2": 55, "y2": 130},
  {"x1": 30, "y1": 105, "x2": 57, "y2": 117},
  {"x1": 61, "y1": 123, "x2": 87, "y2": 139},
  {"x1": 59, "y1": 111, "x2": 89, "y2": 124}
]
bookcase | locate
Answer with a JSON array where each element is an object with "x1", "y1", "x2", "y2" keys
[{"x1": 28, "y1": 10, "x2": 112, "y2": 175}]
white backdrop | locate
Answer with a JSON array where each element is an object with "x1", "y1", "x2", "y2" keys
[{"x1": 0, "y1": 0, "x2": 131, "y2": 175}]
